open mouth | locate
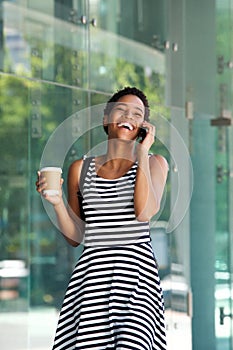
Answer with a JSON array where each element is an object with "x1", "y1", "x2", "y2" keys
[{"x1": 117, "y1": 122, "x2": 134, "y2": 131}]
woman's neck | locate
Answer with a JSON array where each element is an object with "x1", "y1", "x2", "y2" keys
[
  {"x1": 95, "y1": 139, "x2": 136, "y2": 179},
  {"x1": 105, "y1": 138, "x2": 136, "y2": 162}
]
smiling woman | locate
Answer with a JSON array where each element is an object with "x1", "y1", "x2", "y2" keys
[
  {"x1": 103, "y1": 94, "x2": 147, "y2": 145},
  {"x1": 36, "y1": 86, "x2": 168, "y2": 350}
]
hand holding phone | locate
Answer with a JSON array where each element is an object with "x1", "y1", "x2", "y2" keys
[{"x1": 138, "y1": 127, "x2": 148, "y2": 142}]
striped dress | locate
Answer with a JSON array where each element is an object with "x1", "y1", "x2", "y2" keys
[{"x1": 52, "y1": 158, "x2": 167, "y2": 350}]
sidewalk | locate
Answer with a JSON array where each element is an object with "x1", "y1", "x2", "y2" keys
[
  {"x1": 0, "y1": 308, "x2": 58, "y2": 350},
  {"x1": 1, "y1": 308, "x2": 192, "y2": 350},
  {"x1": 0, "y1": 307, "x2": 230, "y2": 349}
]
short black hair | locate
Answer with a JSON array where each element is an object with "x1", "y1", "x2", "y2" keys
[{"x1": 103, "y1": 86, "x2": 150, "y2": 134}]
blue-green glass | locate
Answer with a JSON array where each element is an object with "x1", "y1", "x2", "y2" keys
[
  {"x1": 1, "y1": 0, "x2": 88, "y2": 87},
  {"x1": 215, "y1": 0, "x2": 233, "y2": 348},
  {"x1": 88, "y1": 0, "x2": 166, "y2": 93}
]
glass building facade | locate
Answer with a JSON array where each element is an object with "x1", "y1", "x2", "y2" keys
[{"x1": 0, "y1": 1, "x2": 232, "y2": 349}]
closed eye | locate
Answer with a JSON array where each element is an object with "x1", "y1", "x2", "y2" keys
[
  {"x1": 115, "y1": 107, "x2": 126, "y2": 112},
  {"x1": 133, "y1": 112, "x2": 143, "y2": 118}
]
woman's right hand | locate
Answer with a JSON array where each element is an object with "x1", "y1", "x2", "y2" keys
[{"x1": 36, "y1": 171, "x2": 64, "y2": 206}]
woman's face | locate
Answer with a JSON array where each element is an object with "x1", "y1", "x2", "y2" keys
[{"x1": 104, "y1": 94, "x2": 145, "y2": 140}]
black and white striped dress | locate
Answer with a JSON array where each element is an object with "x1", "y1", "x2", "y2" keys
[{"x1": 52, "y1": 158, "x2": 167, "y2": 350}]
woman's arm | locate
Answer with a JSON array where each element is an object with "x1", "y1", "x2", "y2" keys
[
  {"x1": 134, "y1": 152, "x2": 168, "y2": 221},
  {"x1": 36, "y1": 159, "x2": 85, "y2": 246},
  {"x1": 134, "y1": 121, "x2": 169, "y2": 221}
]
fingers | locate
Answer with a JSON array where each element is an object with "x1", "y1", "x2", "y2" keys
[
  {"x1": 140, "y1": 122, "x2": 156, "y2": 145},
  {"x1": 141, "y1": 121, "x2": 156, "y2": 137},
  {"x1": 35, "y1": 171, "x2": 46, "y2": 194},
  {"x1": 136, "y1": 122, "x2": 156, "y2": 155},
  {"x1": 36, "y1": 171, "x2": 64, "y2": 196}
]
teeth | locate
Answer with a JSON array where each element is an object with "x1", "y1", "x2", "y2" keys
[{"x1": 118, "y1": 122, "x2": 133, "y2": 131}]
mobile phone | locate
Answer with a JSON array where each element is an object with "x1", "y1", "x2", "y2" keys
[{"x1": 138, "y1": 127, "x2": 148, "y2": 142}]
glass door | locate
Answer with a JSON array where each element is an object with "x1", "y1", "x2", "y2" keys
[
  {"x1": 160, "y1": 107, "x2": 192, "y2": 350},
  {"x1": 215, "y1": 127, "x2": 233, "y2": 350},
  {"x1": 230, "y1": 128, "x2": 233, "y2": 349},
  {"x1": 215, "y1": 0, "x2": 233, "y2": 348}
]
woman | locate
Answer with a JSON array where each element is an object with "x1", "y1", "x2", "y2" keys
[{"x1": 36, "y1": 86, "x2": 168, "y2": 350}]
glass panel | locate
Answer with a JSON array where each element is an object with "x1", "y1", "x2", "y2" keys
[
  {"x1": 230, "y1": 126, "x2": 233, "y2": 348},
  {"x1": 88, "y1": 0, "x2": 166, "y2": 94},
  {"x1": 159, "y1": 107, "x2": 192, "y2": 349},
  {"x1": 1, "y1": 1, "x2": 88, "y2": 87},
  {"x1": 215, "y1": 0, "x2": 233, "y2": 349},
  {"x1": 29, "y1": 82, "x2": 89, "y2": 349},
  {"x1": 0, "y1": 72, "x2": 90, "y2": 349},
  {"x1": 215, "y1": 126, "x2": 232, "y2": 350},
  {"x1": 0, "y1": 75, "x2": 29, "y2": 349}
]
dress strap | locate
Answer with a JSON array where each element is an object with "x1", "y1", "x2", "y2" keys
[
  {"x1": 79, "y1": 156, "x2": 94, "y2": 193},
  {"x1": 77, "y1": 156, "x2": 94, "y2": 221}
]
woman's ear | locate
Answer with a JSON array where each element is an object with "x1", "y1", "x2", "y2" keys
[
  {"x1": 103, "y1": 115, "x2": 109, "y2": 135},
  {"x1": 103, "y1": 115, "x2": 108, "y2": 127}
]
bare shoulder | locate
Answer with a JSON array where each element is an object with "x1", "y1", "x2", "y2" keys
[
  {"x1": 68, "y1": 158, "x2": 83, "y2": 173},
  {"x1": 149, "y1": 154, "x2": 169, "y2": 167},
  {"x1": 68, "y1": 158, "x2": 84, "y2": 189},
  {"x1": 149, "y1": 154, "x2": 169, "y2": 174}
]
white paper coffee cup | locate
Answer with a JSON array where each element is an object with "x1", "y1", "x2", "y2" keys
[{"x1": 40, "y1": 167, "x2": 62, "y2": 196}]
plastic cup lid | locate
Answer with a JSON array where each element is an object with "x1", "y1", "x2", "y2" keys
[{"x1": 40, "y1": 167, "x2": 62, "y2": 173}]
